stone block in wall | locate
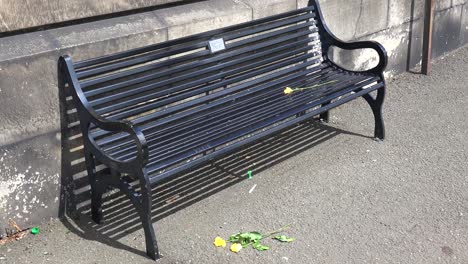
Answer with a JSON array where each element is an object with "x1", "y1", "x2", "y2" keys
[
  {"x1": 462, "y1": 3, "x2": 468, "y2": 45},
  {"x1": 0, "y1": 0, "x2": 185, "y2": 33},
  {"x1": 388, "y1": 0, "x2": 424, "y2": 27},
  {"x1": 431, "y1": 5, "x2": 463, "y2": 58},
  {"x1": 328, "y1": 19, "x2": 424, "y2": 78},
  {"x1": 407, "y1": 18, "x2": 425, "y2": 69},
  {"x1": 453, "y1": 0, "x2": 467, "y2": 6},
  {"x1": 153, "y1": 0, "x2": 252, "y2": 40},
  {"x1": 48, "y1": 13, "x2": 167, "y2": 61},
  {"x1": 0, "y1": 132, "x2": 61, "y2": 225},
  {"x1": 298, "y1": 0, "x2": 389, "y2": 41},
  {"x1": 375, "y1": 24, "x2": 411, "y2": 76},
  {"x1": 435, "y1": 0, "x2": 453, "y2": 11},
  {"x1": 240, "y1": 0, "x2": 297, "y2": 19},
  {"x1": 297, "y1": 0, "x2": 308, "y2": 8},
  {"x1": 0, "y1": 38, "x2": 60, "y2": 147}
]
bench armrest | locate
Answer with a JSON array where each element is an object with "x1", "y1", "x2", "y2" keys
[
  {"x1": 88, "y1": 119, "x2": 149, "y2": 167},
  {"x1": 327, "y1": 39, "x2": 388, "y2": 74},
  {"x1": 309, "y1": 0, "x2": 388, "y2": 74},
  {"x1": 59, "y1": 55, "x2": 149, "y2": 168}
]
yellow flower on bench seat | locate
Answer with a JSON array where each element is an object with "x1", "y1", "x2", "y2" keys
[{"x1": 284, "y1": 87, "x2": 294, "y2": 94}]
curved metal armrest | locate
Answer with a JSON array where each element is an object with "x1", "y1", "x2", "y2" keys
[
  {"x1": 329, "y1": 39, "x2": 388, "y2": 74},
  {"x1": 59, "y1": 55, "x2": 149, "y2": 168},
  {"x1": 88, "y1": 117, "x2": 149, "y2": 167}
]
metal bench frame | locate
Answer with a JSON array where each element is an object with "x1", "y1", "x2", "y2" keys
[{"x1": 58, "y1": 0, "x2": 387, "y2": 260}]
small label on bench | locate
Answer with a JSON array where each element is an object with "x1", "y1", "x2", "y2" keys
[{"x1": 208, "y1": 38, "x2": 226, "y2": 53}]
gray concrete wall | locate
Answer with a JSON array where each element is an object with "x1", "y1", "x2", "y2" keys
[
  {"x1": 0, "y1": 0, "x2": 467, "y2": 226},
  {"x1": 0, "y1": 0, "x2": 185, "y2": 33}
]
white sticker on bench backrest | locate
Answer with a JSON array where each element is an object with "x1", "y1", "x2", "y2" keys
[{"x1": 208, "y1": 38, "x2": 226, "y2": 53}]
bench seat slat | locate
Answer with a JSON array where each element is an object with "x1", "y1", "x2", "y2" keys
[
  {"x1": 147, "y1": 79, "x2": 383, "y2": 179},
  {"x1": 101, "y1": 66, "x2": 337, "y2": 154},
  {"x1": 145, "y1": 76, "x2": 372, "y2": 163},
  {"x1": 133, "y1": 58, "x2": 320, "y2": 125},
  {"x1": 147, "y1": 82, "x2": 383, "y2": 185},
  {"x1": 120, "y1": 74, "x2": 376, "y2": 164},
  {"x1": 88, "y1": 48, "x2": 320, "y2": 142},
  {"x1": 108, "y1": 53, "x2": 321, "y2": 126},
  {"x1": 101, "y1": 66, "x2": 339, "y2": 157},
  {"x1": 91, "y1": 68, "x2": 381, "y2": 175},
  {"x1": 93, "y1": 56, "x2": 322, "y2": 148}
]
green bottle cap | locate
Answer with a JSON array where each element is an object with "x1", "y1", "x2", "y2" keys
[
  {"x1": 31, "y1": 227, "x2": 40, "y2": 235},
  {"x1": 247, "y1": 170, "x2": 253, "y2": 179}
]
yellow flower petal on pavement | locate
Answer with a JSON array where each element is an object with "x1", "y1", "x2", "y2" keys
[
  {"x1": 213, "y1": 237, "x2": 226, "y2": 247},
  {"x1": 284, "y1": 87, "x2": 294, "y2": 95},
  {"x1": 230, "y1": 243, "x2": 243, "y2": 253}
]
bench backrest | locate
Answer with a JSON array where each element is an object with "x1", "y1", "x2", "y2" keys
[{"x1": 67, "y1": 5, "x2": 324, "y2": 127}]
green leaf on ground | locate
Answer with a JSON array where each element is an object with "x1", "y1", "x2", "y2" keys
[
  {"x1": 229, "y1": 233, "x2": 241, "y2": 242},
  {"x1": 244, "y1": 232, "x2": 262, "y2": 241},
  {"x1": 252, "y1": 241, "x2": 270, "y2": 251},
  {"x1": 230, "y1": 232, "x2": 263, "y2": 243},
  {"x1": 273, "y1": 235, "x2": 295, "y2": 242}
]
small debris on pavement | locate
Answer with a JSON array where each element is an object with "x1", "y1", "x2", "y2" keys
[
  {"x1": 247, "y1": 170, "x2": 253, "y2": 179},
  {"x1": 213, "y1": 224, "x2": 294, "y2": 254},
  {"x1": 249, "y1": 184, "x2": 257, "y2": 194},
  {"x1": 0, "y1": 220, "x2": 29, "y2": 245},
  {"x1": 30, "y1": 227, "x2": 40, "y2": 235}
]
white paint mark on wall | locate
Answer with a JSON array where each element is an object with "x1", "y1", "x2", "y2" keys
[
  {"x1": 0, "y1": 158, "x2": 58, "y2": 223},
  {"x1": 0, "y1": 182, "x2": 11, "y2": 209}
]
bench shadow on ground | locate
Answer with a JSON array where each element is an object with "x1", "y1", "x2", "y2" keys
[{"x1": 58, "y1": 84, "x2": 372, "y2": 258}]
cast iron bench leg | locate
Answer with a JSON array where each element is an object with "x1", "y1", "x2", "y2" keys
[
  {"x1": 372, "y1": 87, "x2": 386, "y2": 140},
  {"x1": 136, "y1": 169, "x2": 159, "y2": 260},
  {"x1": 85, "y1": 150, "x2": 104, "y2": 224},
  {"x1": 319, "y1": 101, "x2": 331, "y2": 122},
  {"x1": 361, "y1": 87, "x2": 386, "y2": 140}
]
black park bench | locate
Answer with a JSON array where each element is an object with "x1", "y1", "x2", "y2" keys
[{"x1": 58, "y1": 0, "x2": 387, "y2": 260}]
